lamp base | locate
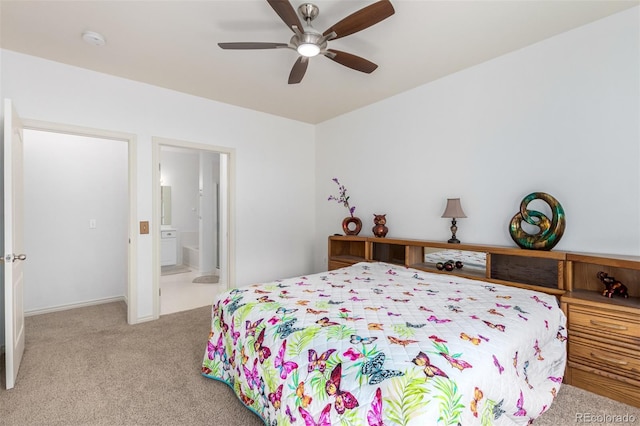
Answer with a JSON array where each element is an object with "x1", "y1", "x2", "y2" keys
[{"x1": 447, "y1": 218, "x2": 460, "y2": 244}]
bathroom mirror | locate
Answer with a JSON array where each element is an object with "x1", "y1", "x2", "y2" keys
[{"x1": 161, "y1": 185, "x2": 172, "y2": 225}]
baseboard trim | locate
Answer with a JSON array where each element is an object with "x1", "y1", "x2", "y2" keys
[
  {"x1": 135, "y1": 315, "x2": 156, "y2": 324},
  {"x1": 25, "y1": 296, "x2": 126, "y2": 317}
]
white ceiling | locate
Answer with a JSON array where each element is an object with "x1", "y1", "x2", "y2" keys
[{"x1": 1, "y1": 0, "x2": 637, "y2": 124}]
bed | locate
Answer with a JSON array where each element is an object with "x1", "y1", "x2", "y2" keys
[{"x1": 201, "y1": 261, "x2": 567, "y2": 425}]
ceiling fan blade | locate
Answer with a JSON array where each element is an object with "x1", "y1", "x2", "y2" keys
[
  {"x1": 218, "y1": 42, "x2": 288, "y2": 50},
  {"x1": 288, "y1": 56, "x2": 309, "y2": 84},
  {"x1": 325, "y1": 49, "x2": 378, "y2": 74},
  {"x1": 323, "y1": 0, "x2": 395, "y2": 40},
  {"x1": 267, "y1": 0, "x2": 304, "y2": 32}
]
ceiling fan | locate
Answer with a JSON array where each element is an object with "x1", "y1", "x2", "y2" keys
[{"x1": 218, "y1": 0, "x2": 395, "y2": 84}]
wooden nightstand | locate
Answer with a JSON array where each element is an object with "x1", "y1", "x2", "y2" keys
[{"x1": 562, "y1": 253, "x2": 640, "y2": 408}]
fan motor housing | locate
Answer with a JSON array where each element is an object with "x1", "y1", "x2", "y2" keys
[{"x1": 290, "y1": 28, "x2": 325, "y2": 52}]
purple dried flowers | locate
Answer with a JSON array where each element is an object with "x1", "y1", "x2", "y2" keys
[{"x1": 328, "y1": 178, "x2": 356, "y2": 217}]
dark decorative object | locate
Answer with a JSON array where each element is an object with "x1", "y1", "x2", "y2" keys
[
  {"x1": 597, "y1": 271, "x2": 629, "y2": 298},
  {"x1": 436, "y1": 260, "x2": 464, "y2": 272},
  {"x1": 342, "y1": 217, "x2": 362, "y2": 236},
  {"x1": 441, "y1": 198, "x2": 467, "y2": 244},
  {"x1": 509, "y1": 192, "x2": 565, "y2": 250},
  {"x1": 372, "y1": 214, "x2": 388, "y2": 238}
]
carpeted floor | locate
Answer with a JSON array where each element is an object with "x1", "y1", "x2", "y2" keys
[{"x1": 1, "y1": 301, "x2": 638, "y2": 425}]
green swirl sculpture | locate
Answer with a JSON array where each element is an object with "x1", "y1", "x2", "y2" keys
[{"x1": 509, "y1": 192, "x2": 565, "y2": 250}]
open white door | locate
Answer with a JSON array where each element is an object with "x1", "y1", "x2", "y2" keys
[{"x1": 4, "y1": 99, "x2": 26, "y2": 390}]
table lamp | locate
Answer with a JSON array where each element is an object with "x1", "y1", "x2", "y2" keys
[{"x1": 441, "y1": 198, "x2": 467, "y2": 244}]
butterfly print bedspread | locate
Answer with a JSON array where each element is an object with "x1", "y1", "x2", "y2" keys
[{"x1": 202, "y1": 262, "x2": 567, "y2": 425}]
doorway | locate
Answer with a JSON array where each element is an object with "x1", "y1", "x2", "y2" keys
[
  {"x1": 152, "y1": 138, "x2": 233, "y2": 316},
  {"x1": 20, "y1": 125, "x2": 134, "y2": 322}
]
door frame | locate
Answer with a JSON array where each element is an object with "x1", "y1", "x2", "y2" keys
[
  {"x1": 21, "y1": 119, "x2": 138, "y2": 324},
  {"x1": 151, "y1": 137, "x2": 235, "y2": 319}
]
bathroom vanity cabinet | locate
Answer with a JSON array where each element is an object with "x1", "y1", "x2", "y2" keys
[{"x1": 161, "y1": 229, "x2": 177, "y2": 266}]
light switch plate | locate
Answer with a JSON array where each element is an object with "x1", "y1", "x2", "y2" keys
[{"x1": 140, "y1": 221, "x2": 149, "y2": 234}]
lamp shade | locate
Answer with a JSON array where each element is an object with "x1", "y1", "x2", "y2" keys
[{"x1": 441, "y1": 198, "x2": 467, "y2": 218}]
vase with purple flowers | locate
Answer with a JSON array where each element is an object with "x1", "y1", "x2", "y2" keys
[{"x1": 328, "y1": 178, "x2": 361, "y2": 236}]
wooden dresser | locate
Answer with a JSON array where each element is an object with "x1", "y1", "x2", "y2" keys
[{"x1": 328, "y1": 235, "x2": 640, "y2": 407}]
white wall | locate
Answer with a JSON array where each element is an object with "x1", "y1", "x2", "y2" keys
[
  {"x1": 22, "y1": 130, "x2": 128, "y2": 312},
  {"x1": 0, "y1": 48, "x2": 316, "y2": 332},
  {"x1": 314, "y1": 7, "x2": 640, "y2": 271}
]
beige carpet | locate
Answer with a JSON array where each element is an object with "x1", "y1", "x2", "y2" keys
[
  {"x1": 1, "y1": 301, "x2": 638, "y2": 426},
  {"x1": 193, "y1": 275, "x2": 219, "y2": 284}
]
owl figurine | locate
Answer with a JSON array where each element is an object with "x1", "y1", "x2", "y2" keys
[{"x1": 372, "y1": 214, "x2": 388, "y2": 238}]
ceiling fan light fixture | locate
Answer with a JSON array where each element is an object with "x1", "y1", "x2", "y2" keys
[
  {"x1": 220, "y1": 0, "x2": 396, "y2": 83},
  {"x1": 297, "y1": 43, "x2": 320, "y2": 57}
]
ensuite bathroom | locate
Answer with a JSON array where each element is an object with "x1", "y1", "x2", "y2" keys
[{"x1": 159, "y1": 145, "x2": 225, "y2": 315}]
